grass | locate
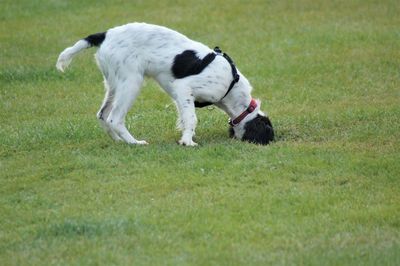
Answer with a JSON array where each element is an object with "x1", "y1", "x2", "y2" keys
[{"x1": 1, "y1": 0, "x2": 399, "y2": 265}]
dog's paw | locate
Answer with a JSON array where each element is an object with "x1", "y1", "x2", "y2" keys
[
  {"x1": 136, "y1": 140, "x2": 149, "y2": 145},
  {"x1": 128, "y1": 140, "x2": 149, "y2": 145},
  {"x1": 178, "y1": 139, "x2": 198, "y2": 147}
]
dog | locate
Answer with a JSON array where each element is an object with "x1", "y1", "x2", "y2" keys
[{"x1": 56, "y1": 23, "x2": 274, "y2": 146}]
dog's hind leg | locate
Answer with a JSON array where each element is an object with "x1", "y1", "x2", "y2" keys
[
  {"x1": 96, "y1": 80, "x2": 122, "y2": 141},
  {"x1": 104, "y1": 73, "x2": 148, "y2": 145}
]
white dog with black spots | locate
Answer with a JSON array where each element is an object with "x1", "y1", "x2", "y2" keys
[{"x1": 56, "y1": 22, "x2": 274, "y2": 146}]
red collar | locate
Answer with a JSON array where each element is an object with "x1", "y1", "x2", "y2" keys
[{"x1": 229, "y1": 99, "x2": 258, "y2": 126}]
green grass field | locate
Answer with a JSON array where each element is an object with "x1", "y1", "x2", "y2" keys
[{"x1": 1, "y1": 0, "x2": 399, "y2": 265}]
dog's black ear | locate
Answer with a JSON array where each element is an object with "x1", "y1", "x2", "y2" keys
[{"x1": 242, "y1": 115, "x2": 274, "y2": 145}]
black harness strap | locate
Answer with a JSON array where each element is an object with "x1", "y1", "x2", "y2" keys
[
  {"x1": 215, "y1": 47, "x2": 240, "y2": 99},
  {"x1": 194, "y1": 47, "x2": 240, "y2": 108}
]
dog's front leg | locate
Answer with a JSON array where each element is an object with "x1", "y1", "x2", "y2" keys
[{"x1": 175, "y1": 95, "x2": 198, "y2": 146}]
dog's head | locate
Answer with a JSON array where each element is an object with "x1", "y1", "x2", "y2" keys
[{"x1": 229, "y1": 114, "x2": 274, "y2": 145}]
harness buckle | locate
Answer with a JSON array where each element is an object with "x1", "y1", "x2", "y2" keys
[{"x1": 214, "y1": 46, "x2": 222, "y2": 54}]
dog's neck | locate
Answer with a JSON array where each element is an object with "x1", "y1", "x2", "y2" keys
[{"x1": 216, "y1": 75, "x2": 260, "y2": 125}]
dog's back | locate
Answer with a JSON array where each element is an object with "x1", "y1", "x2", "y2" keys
[
  {"x1": 99, "y1": 23, "x2": 212, "y2": 78},
  {"x1": 57, "y1": 23, "x2": 211, "y2": 77}
]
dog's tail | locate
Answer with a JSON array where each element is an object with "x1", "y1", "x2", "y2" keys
[{"x1": 56, "y1": 32, "x2": 106, "y2": 72}]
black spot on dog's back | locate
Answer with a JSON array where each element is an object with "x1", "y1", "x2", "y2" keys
[{"x1": 172, "y1": 50, "x2": 216, "y2": 79}]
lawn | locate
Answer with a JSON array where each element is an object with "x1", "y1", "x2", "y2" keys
[{"x1": 1, "y1": 0, "x2": 399, "y2": 265}]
